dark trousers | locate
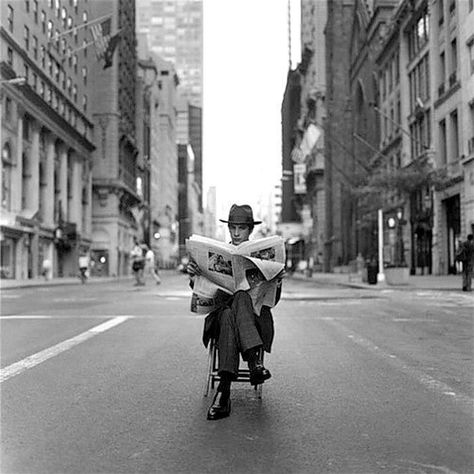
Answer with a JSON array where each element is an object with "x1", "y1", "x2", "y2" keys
[
  {"x1": 462, "y1": 265, "x2": 472, "y2": 291},
  {"x1": 217, "y1": 291, "x2": 263, "y2": 377}
]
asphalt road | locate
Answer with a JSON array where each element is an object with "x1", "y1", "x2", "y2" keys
[{"x1": 1, "y1": 273, "x2": 473, "y2": 474}]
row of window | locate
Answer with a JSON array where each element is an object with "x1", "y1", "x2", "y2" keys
[
  {"x1": 5, "y1": 46, "x2": 87, "y2": 115},
  {"x1": 380, "y1": 52, "x2": 400, "y2": 101}
]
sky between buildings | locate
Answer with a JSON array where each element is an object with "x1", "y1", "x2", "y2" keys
[{"x1": 202, "y1": 0, "x2": 301, "y2": 221}]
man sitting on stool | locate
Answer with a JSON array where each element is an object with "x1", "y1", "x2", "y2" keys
[{"x1": 187, "y1": 204, "x2": 283, "y2": 420}]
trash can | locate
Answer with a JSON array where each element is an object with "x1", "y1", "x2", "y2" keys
[{"x1": 366, "y1": 262, "x2": 378, "y2": 285}]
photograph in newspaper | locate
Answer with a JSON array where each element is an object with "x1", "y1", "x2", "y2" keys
[
  {"x1": 208, "y1": 252, "x2": 233, "y2": 276},
  {"x1": 250, "y1": 247, "x2": 276, "y2": 261}
]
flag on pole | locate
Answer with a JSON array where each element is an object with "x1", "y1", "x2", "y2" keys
[
  {"x1": 103, "y1": 30, "x2": 121, "y2": 69},
  {"x1": 90, "y1": 17, "x2": 112, "y2": 61}
]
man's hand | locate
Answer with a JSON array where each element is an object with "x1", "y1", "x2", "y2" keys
[
  {"x1": 186, "y1": 257, "x2": 202, "y2": 276},
  {"x1": 273, "y1": 268, "x2": 287, "y2": 281}
]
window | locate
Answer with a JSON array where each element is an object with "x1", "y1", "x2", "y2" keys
[
  {"x1": 66, "y1": 77, "x2": 71, "y2": 95},
  {"x1": 409, "y1": 110, "x2": 431, "y2": 158},
  {"x1": 25, "y1": 0, "x2": 30, "y2": 12},
  {"x1": 439, "y1": 119, "x2": 447, "y2": 164},
  {"x1": 83, "y1": 39, "x2": 88, "y2": 57},
  {"x1": 40, "y1": 81, "x2": 45, "y2": 97},
  {"x1": 82, "y1": 11, "x2": 88, "y2": 22},
  {"x1": 32, "y1": 73, "x2": 37, "y2": 91},
  {"x1": 451, "y1": 38, "x2": 457, "y2": 72},
  {"x1": 438, "y1": 0, "x2": 444, "y2": 24},
  {"x1": 73, "y1": 54, "x2": 78, "y2": 73},
  {"x1": 449, "y1": 38, "x2": 457, "y2": 86},
  {"x1": 82, "y1": 66, "x2": 87, "y2": 85},
  {"x1": 24, "y1": 26, "x2": 30, "y2": 50},
  {"x1": 469, "y1": 42, "x2": 474, "y2": 76},
  {"x1": 40, "y1": 46, "x2": 45, "y2": 67},
  {"x1": 7, "y1": 5, "x2": 13, "y2": 32},
  {"x1": 41, "y1": 10, "x2": 46, "y2": 33},
  {"x1": 82, "y1": 95, "x2": 87, "y2": 112},
  {"x1": 408, "y1": 6, "x2": 429, "y2": 59},
  {"x1": 4, "y1": 97, "x2": 12, "y2": 121},
  {"x1": 33, "y1": 0, "x2": 38, "y2": 22},
  {"x1": 450, "y1": 110, "x2": 459, "y2": 160},
  {"x1": 24, "y1": 63, "x2": 29, "y2": 82},
  {"x1": 33, "y1": 35, "x2": 38, "y2": 59},
  {"x1": 73, "y1": 84, "x2": 77, "y2": 102},
  {"x1": 469, "y1": 0, "x2": 473, "y2": 12},
  {"x1": 7, "y1": 47, "x2": 13, "y2": 67},
  {"x1": 67, "y1": 16, "x2": 72, "y2": 28},
  {"x1": 61, "y1": 7, "x2": 67, "y2": 26},
  {"x1": 449, "y1": 0, "x2": 456, "y2": 16},
  {"x1": 48, "y1": 20, "x2": 53, "y2": 39},
  {"x1": 55, "y1": 29, "x2": 60, "y2": 50},
  {"x1": 408, "y1": 54, "x2": 430, "y2": 110}
]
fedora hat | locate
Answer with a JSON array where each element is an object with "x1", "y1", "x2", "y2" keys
[{"x1": 219, "y1": 204, "x2": 262, "y2": 225}]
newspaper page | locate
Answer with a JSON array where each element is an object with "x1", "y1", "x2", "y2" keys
[
  {"x1": 189, "y1": 276, "x2": 232, "y2": 314},
  {"x1": 185, "y1": 235, "x2": 285, "y2": 314}
]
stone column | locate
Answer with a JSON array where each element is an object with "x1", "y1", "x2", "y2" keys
[
  {"x1": 70, "y1": 155, "x2": 82, "y2": 230},
  {"x1": 12, "y1": 114, "x2": 24, "y2": 212},
  {"x1": 26, "y1": 121, "x2": 40, "y2": 213},
  {"x1": 58, "y1": 145, "x2": 68, "y2": 221},
  {"x1": 43, "y1": 133, "x2": 55, "y2": 227}
]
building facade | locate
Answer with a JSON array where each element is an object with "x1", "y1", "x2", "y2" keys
[
  {"x1": 324, "y1": 0, "x2": 355, "y2": 271},
  {"x1": 1, "y1": 0, "x2": 95, "y2": 279},
  {"x1": 136, "y1": 0, "x2": 203, "y2": 107},
  {"x1": 88, "y1": 0, "x2": 140, "y2": 277}
]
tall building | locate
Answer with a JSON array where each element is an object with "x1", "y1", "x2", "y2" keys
[
  {"x1": 88, "y1": 0, "x2": 140, "y2": 277},
  {"x1": 137, "y1": 0, "x2": 203, "y2": 246},
  {"x1": 324, "y1": 0, "x2": 355, "y2": 271},
  {"x1": 1, "y1": 0, "x2": 95, "y2": 279},
  {"x1": 297, "y1": 0, "x2": 327, "y2": 269},
  {"x1": 136, "y1": 0, "x2": 202, "y2": 107},
  {"x1": 137, "y1": 30, "x2": 180, "y2": 268}
]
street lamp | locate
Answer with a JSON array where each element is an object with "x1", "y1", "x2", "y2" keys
[{"x1": 0, "y1": 77, "x2": 27, "y2": 85}]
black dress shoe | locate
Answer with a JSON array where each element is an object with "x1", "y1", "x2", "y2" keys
[
  {"x1": 207, "y1": 391, "x2": 231, "y2": 420},
  {"x1": 249, "y1": 364, "x2": 271, "y2": 386}
]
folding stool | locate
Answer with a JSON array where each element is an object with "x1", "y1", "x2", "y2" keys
[{"x1": 204, "y1": 339, "x2": 264, "y2": 399}]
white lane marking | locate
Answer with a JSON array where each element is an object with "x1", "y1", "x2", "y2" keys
[
  {"x1": 0, "y1": 315, "x2": 54, "y2": 319},
  {"x1": 0, "y1": 316, "x2": 129, "y2": 383},
  {"x1": 326, "y1": 319, "x2": 474, "y2": 413}
]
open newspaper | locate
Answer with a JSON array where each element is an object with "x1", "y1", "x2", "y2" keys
[{"x1": 185, "y1": 235, "x2": 286, "y2": 315}]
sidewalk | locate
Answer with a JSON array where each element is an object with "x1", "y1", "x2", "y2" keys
[
  {"x1": 0, "y1": 270, "x2": 468, "y2": 293},
  {"x1": 0, "y1": 275, "x2": 132, "y2": 290},
  {"x1": 0, "y1": 269, "x2": 181, "y2": 291},
  {"x1": 290, "y1": 271, "x2": 468, "y2": 292}
]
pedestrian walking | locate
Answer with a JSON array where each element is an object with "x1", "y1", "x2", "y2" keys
[
  {"x1": 186, "y1": 204, "x2": 284, "y2": 421},
  {"x1": 456, "y1": 234, "x2": 474, "y2": 291},
  {"x1": 131, "y1": 239, "x2": 146, "y2": 286},
  {"x1": 78, "y1": 251, "x2": 90, "y2": 284},
  {"x1": 145, "y1": 247, "x2": 161, "y2": 285},
  {"x1": 41, "y1": 258, "x2": 52, "y2": 281}
]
